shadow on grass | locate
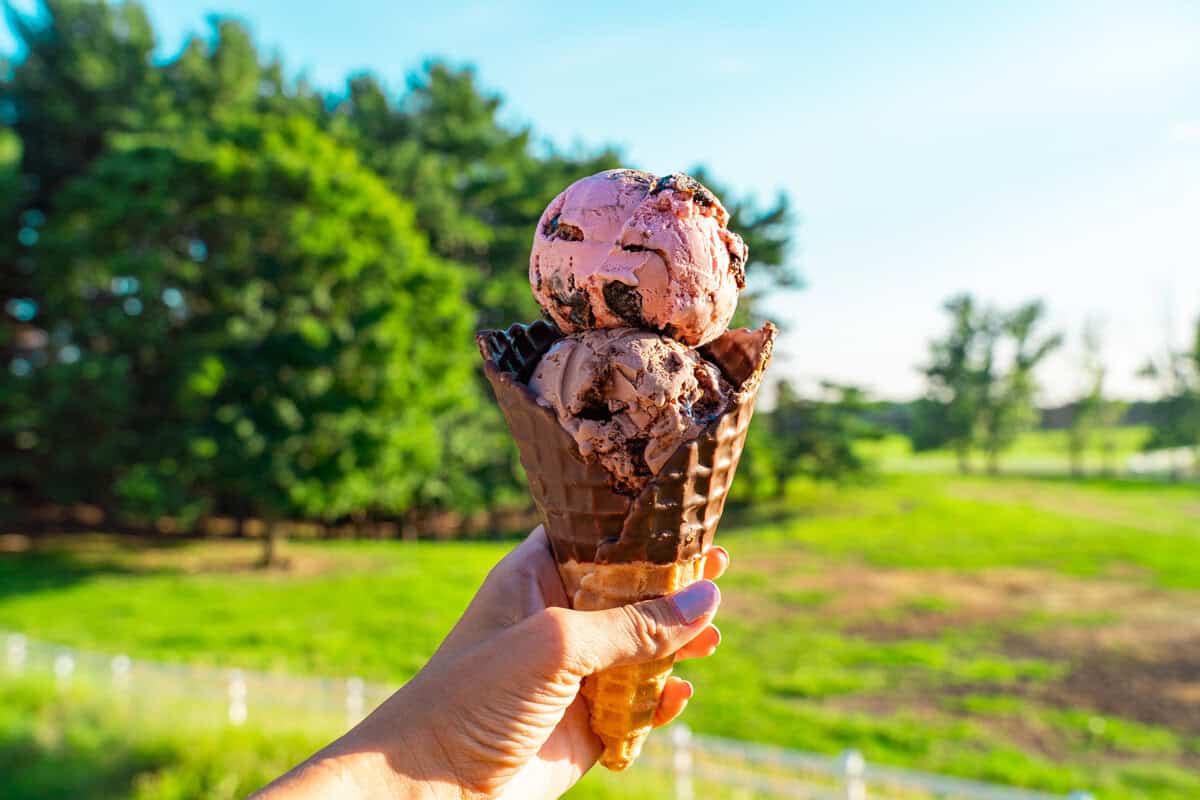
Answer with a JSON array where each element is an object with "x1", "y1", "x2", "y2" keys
[{"x1": 0, "y1": 547, "x2": 160, "y2": 603}]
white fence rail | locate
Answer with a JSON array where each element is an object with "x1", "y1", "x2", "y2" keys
[
  {"x1": 3, "y1": 631, "x2": 1093, "y2": 799},
  {"x1": 1127, "y1": 446, "x2": 1199, "y2": 478}
]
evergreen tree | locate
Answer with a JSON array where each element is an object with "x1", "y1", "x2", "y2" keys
[{"x1": 18, "y1": 115, "x2": 478, "y2": 531}]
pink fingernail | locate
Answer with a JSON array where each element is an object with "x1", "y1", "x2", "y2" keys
[{"x1": 671, "y1": 580, "x2": 720, "y2": 623}]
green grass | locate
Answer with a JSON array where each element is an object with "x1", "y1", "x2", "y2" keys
[
  {"x1": 2, "y1": 472, "x2": 1199, "y2": 798},
  {"x1": 858, "y1": 425, "x2": 1154, "y2": 475},
  {"x1": 0, "y1": 678, "x2": 729, "y2": 800}
]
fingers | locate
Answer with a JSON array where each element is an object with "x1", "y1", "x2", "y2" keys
[
  {"x1": 652, "y1": 677, "x2": 694, "y2": 728},
  {"x1": 674, "y1": 624, "x2": 721, "y2": 662},
  {"x1": 550, "y1": 580, "x2": 722, "y2": 676},
  {"x1": 703, "y1": 547, "x2": 730, "y2": 581}
]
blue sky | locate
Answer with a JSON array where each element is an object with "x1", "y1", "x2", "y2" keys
[{"x1": 5, "y1": 1, "x2": 1199, "y2": 400}]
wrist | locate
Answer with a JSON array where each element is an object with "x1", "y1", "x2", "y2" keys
[{"x1": 326, "y1": 685, "x2": 469, "y2": 800}]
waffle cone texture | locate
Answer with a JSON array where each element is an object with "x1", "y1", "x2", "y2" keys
[{"x1": 477, "y1": 320, "x2": 775, "y2": 770}]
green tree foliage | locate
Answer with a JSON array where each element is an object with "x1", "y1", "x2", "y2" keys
[
  {"x1": 19, "y1": 115, "x2": 477, "y2": 524},
  {"x1": 915, "y1": 294, "x2": 986, "y2": 471},
  {"x1": 916, "y1": 294, "x2": 1062, "y2": 473},
  {"x1": 0, "y1": 126, "x2": 18, "y2": 200},
  {"x1": 977, "y1": 300, "x2": 1063, "y2": 473},
  {"x1": 759, "y1": 381, "x2": 882, "y2": 495}
]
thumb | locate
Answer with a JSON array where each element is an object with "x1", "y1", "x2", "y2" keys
[{"x1": 559, "y1": 580, "x2": 721, "y2": 676}]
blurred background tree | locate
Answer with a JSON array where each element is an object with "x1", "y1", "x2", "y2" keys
[
  {"x1": 914, "y1": 294, "x2": 986, "y2": 472},
  {"x1": 761, "y1": 381, "x2": 882, "y2": 495},
  {"x1": 915, "y1": 294, "x2": 1063, "y2": 475},
  {"x1": 1066, "y1": 320, "x2": 1126, "y2": 476},
  {"x1": 1139, "y1": 315, "x2": 1200, "y2": 475},
  {"x1": 24, "y1": 115, "x2": 478, "y2": 535},
  {"x1": 976, "y1": 300, "x2": 1063, "y2": 474}
]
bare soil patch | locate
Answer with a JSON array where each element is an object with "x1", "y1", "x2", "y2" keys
[
  {"x1": 733, "y1": 555, "x2": 1200, "y2": 736},
  {"x1": 1010, "y1": 633, "x2": 1200, "y2": 736}
]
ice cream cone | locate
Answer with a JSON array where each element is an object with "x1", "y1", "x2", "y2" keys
[
  {"x1": 560, "y1": 556, "x2": 706, "y2": 769},
  {"x1": 477, "y1": 319, "x2": 775, "y2": 770}
]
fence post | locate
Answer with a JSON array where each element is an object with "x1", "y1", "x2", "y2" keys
[
  {"x1": 111, "y1": 654, "x2": 132, "y2": 692},
  {"x1": 346, "y1": 677, "x2": 365, "y2": 728},
  {"x1": 228, "y1": 669, "x2": 247, "y2": 726},
  {"x1": 672, "y1": 723, "x2": 694, "y2": 800},
  {"x1": 840, "y1": 749, "x2": 866, "y2": 800},
  {"x1": 54, "y1": 651, "x2": 75, "y2": 690},
  {"x1": 5, "y1": 634, "x2": 25, "y2": 675}
]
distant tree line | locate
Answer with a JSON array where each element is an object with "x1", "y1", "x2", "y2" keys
[
  {"x1": 909, "y1": 293, "x2": 1200, "y2": 476},
  {"x1": 1, "y1": 1, "x2": 810, "y2": 535}
]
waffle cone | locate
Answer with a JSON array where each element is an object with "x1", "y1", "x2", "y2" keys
[
  {"x1": 477, "y1": 320, "x2": 775, "y2": 770},
  {"x1": 559, "y1": 557, "x2": 706, "y2": 769}
]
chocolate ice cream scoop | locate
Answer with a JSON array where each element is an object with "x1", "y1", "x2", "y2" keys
[
  {"x1": 529, "y1": 169, "x2": 747, "y2": 347},
  {"x1": 529, "y1": 328, "x2": 733, "y2": 495}
]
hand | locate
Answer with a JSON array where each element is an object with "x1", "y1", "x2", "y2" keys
[{"x1": 255, "y1": 526, "x2": 728, "y2": 800}]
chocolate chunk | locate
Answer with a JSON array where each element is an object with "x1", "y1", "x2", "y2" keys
[
  {"x1": 729, "y1": 250, "x2": 747, "y2": 289},
  {"x1": 607, "y1": 169, "x2": 655, "y2": 188},
  {"x1": 544, "y1": 213, "x2": 584, "y2": 242},
  {"x1": 578, "y1": 398, "x2": 614, "y2": 422},
  {"x1": 603, "y1": 281, "x2": 647, "y2": 328},
  {"x1": 625, "y1": 437, "x2": 651, "y2": 477},
  {"x1": 650, "y1": 173, "x2": 716, "y2": 209},
  {"x1": 548, "y1": 274, "x2": 595, "y2": 328}
]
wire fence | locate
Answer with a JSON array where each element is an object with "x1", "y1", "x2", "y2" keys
[{"x1": 3, "y1": 631, "x2": 1095, "y2": 800}]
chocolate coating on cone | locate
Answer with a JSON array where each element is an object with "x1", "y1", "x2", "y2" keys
[{"x1": 478, "y1": 321, "x2": 775, "y2": 565}]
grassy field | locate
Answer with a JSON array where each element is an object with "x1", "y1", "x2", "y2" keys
[
  {"x1": 0, "y1": 678, "x2": 691, "y2": 800},
  {"x1": 858, "y1": 426, "x2": 1154, "y2": 475},
  {"x1": 2, "y1": 472, "x2": 1199, "y2": 798}
]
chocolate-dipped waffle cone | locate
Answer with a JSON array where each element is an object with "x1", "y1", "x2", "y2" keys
[{"x1": 477, "y1": 320, "x2": 775, "y2": 770}]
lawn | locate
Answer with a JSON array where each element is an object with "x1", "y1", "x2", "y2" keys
[
  {"x1": 858, "y1": 426, "x2": 1154, "y2": 475},
  {"x1": 1, "y1": 472, "x2": 1198, "y2": 798}
]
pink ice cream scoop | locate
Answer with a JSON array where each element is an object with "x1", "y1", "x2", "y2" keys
[{"x1": 529, "y1": 169, "x2": 748, "y2": 347}]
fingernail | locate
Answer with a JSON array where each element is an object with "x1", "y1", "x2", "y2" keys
[
  {"x1": 671, "y1": 580, "x2": 720, "y2": 624},
  {"x1": 680, "y1": 680, "x2": 695, "y2": 699}
]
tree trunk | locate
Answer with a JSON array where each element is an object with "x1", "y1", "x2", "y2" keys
[
  {"x1": 986, "y1": 448, "x2": 1000, "y2": 476},
  {"x1": 955, "y1": 444, "x2": 971, "y2": 474},
  {"x1": 257, "y1": 520, "x2": 284, "y2": 569}
]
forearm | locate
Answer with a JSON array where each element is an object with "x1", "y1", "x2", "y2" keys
[{"x1": 251, "y1": 691, "x2": 460, "y2": 800}]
